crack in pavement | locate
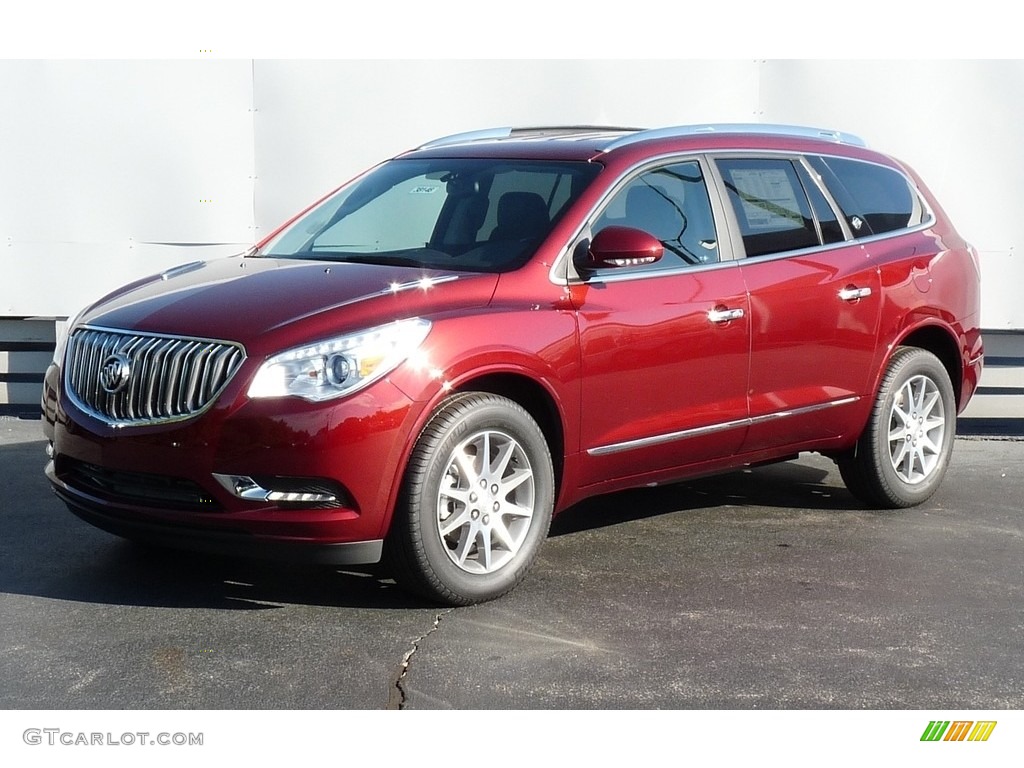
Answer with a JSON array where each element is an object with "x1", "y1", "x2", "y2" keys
[{"x1": 388, "y1": 609, "x2": 454, "y2": 709}]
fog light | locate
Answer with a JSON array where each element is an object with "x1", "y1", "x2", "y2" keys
[
  {"x1": 214, "y1": 474, "x2": 269, "y2": 501},
  {"x1": 213, "y1": 473, "x2": 341, "y2": 505},
  {"x1": 266, "y1": 490, "x2": 337, "y2": 503}
]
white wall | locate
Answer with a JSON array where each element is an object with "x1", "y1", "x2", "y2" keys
[
  {"x1": 1, "y1": 60, "x2": 1021, "y2": 328},
  {"x1": 0, "y1": 60, "x2": 255, "y2": 317},
  {"x1": 759, "y1": 60, "x2": 1024, "y2": 330}
]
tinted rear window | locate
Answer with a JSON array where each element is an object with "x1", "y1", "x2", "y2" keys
[{"x1": 808, "y1": 156, "x2": 923, "y2": 237}]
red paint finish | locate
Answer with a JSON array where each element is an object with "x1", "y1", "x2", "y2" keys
[
  {"x1": 572, "y1": 264, "x2": 750, "y2": 482},
  {"x1": 740, "y1": 243, "x2": 881, "y2": 451},
  {"x1": 44, "y1": 126, "x2": 983, "y2": 567}
]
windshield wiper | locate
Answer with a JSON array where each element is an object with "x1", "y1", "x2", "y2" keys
[{"x1": 266, "y1": 250, "x2": 448, "y2": 269}]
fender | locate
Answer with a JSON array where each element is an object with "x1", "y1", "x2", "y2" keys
[
  {"x1": 869, "y1": 312, "x2": 971, "y2": 416},
  {"x1": 375, "y1": 337, "x2": 580, "y2": 540}
]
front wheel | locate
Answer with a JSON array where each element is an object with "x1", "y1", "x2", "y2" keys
[
  {"x1": 388, "y1": 392, "x2": 554, "y2": 605},
  {"x1": 838, "y1": 347, "x2": 956, "y2": 508}
]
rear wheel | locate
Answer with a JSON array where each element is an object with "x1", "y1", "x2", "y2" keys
[
  {"x1": 838, "y1": 347, "x2": 956, "y2": 508},
  {"x1": 388, "y1": 392, "x2": 554, "y2": 605}
]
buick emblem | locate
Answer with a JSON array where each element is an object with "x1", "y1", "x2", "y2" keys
[{"x1": 99, "y1": 353, "x2": 132, "y2": 394}]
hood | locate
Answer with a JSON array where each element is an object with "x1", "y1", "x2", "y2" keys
[{"x1": 80, "y1": 256, "x2": 499, "y2": 354}]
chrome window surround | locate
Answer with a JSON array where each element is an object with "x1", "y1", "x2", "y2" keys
[
  {"x1": 795, "y1": 156, "x2": 855, "y2": 242},
  {"x1": 803, "y1": 153, "x2": 932, "y2": 239},
  {"x1": 563, "y1": 257, "x2": 744, "y2": 286},
  {"x1": 728, "y1": 152, "x2": 936, "y2": 268},
  {"x1": 63, "y1": 325, "x2": 246, "y2": 428},
  {"x1": 549, "y1": 152, "x2": 739, "y2": 286},
  {"x1": 549, "y1": 149, "x2": 935, "y2": 286}
]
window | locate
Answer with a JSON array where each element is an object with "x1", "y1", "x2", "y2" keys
[
  {"x1": 593, "y1": 161, "x2": 719, "y2": 269},
  {"x1": 716, "y1": 158, "x2": 818, "y2": 258},
  {"x1": 807, "y1": 156, "x2": 924, "y2": 237},
  {"x1": 796, "y1": 163, "x2": 845, "y2": 245},
  {"x1": 311, "y1": 176, "x2": 447, "y2": 253},
  {"x1": 479, "y1": 169, "x2": 574, "y2": 240},
  {"x1": 261, "y1": 158, "x2": 600, "y2": 273}
]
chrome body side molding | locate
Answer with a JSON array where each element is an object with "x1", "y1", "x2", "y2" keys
[{"x1": 587, "y1": 396, "x2": 861, "y2": 456}]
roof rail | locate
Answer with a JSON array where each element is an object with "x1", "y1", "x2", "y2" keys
[
  {"x1": 419, "y1": 125, "x2": 642, "y2": 150},
  {"x1": 419, "y1": 127, "x2": 514, "y2": 149},
  {"x1": 600, "y1": 123, "x2": 868, "y2": 152}
]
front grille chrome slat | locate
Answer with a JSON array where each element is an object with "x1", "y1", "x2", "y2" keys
[
  {"x1": 97, "y1": 334, "x2": 119, "y2": 416},
  {"x1": 186, "y1": 344, "x2": 215, "y2": 412},
  {"x1": 128, "y1": 336, "x2": 159, "y2": 418},
  {"x1": 63, "y1": 326, "x2": 246, "y2": 428},
  {"x1": 162, "y1": 340, "x2": 185, "y2": 417}
]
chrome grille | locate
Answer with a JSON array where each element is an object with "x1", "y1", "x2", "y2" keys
[{"x1": 65, "y1": 326, "x2": 245, "y2": 426}]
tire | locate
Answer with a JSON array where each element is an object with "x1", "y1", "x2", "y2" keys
[
  {"x1": 388, "y1": 392, "x2": 554, "y2": 605},
  {"x1": 838, "y1": 347, "x2": 956, "y2": 508}
]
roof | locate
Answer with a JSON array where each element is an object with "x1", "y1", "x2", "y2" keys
[{"x1": 404, "y1": 124, "x2": 869, "y2": 162}]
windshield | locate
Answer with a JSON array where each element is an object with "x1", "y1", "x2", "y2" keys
[{"x1": 258, "y1": 158, "x2": 601, "y2": 272}]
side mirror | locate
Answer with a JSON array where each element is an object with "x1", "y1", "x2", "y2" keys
[{"x1": 586, "y1": 226, "x2": 664, "y2": 268}]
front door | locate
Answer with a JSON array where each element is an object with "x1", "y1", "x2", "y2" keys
[{"x1": 570, "y1": 159, "x2": 751, "y2": 486}]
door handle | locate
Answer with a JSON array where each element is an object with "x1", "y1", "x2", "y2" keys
[
  {"x1": 707, "y1": 306, "x2": 745, "y2": 324},
  {"x1": 838, "y1": 286, "x2": 872, "y2": 302}
]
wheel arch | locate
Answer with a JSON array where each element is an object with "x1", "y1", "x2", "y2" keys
[
  {"x1": 383, "y1": 380, "x2": 563, "y2": 604},
  {"x1": 890, "y1": 323, "x2": 963, "y2": 408},
  {"x1": 378, "y1": 366, "x2": 570, "y2": 542},
  {"x1": 451, "y1": 371, "x2": 566, "y2": 497},
  {"x1": 839, "y1": 343, "x2": 957, "y2": 508}
]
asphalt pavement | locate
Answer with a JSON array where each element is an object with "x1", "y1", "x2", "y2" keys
[{"x1": 1, "y1": 417, "x2": 1021, "y2": 709}]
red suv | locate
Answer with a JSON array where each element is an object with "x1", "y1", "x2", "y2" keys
[{"x1": 42, "y1": 125, "x2": 984, "y2": 605}]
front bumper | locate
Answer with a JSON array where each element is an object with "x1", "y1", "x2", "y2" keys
[
  {"x1": 43, "y1": 361, "x2": 423, "y2": 563},
  {"x1": 48, "y1": 461, "x2": 384, "y2": 565}
]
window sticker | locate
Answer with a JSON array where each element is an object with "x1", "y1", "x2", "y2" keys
[
  {"x1": 409, "y1": 185, "x2": 439, "y2": 194},
  {"x1": 730, "y1": 168, "x2": 802, "y2": 231}
]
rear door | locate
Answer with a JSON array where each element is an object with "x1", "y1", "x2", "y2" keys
[{"x1": 711, "y1": 155, "x2": 881, "y2": 451}]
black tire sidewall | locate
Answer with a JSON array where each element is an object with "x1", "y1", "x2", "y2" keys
[
  {"x1": 870, "y1": 349, "x2": 956, "y2": 506},
  {"x1": 406, "y1": 394, "x2": 554, "y2": 604}
]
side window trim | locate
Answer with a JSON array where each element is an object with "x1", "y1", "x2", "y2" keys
[
  {"x1": 702, "y1": 150, "x2": 939, "y2": 264},
  {"x1": 805, "y1": 154, "x2": 934, "y2": 238},
  {"x1": 589, "y1": 158, "x2": 721, "y2": 269},
  {"x1": 795, "y1": 155, "x2": 854, "y2": 241},
  {"x1": 806, "y1": 155, "x2": 873, "y2": 237},
  {"x1": 563, "y1": 154, "x2": 739, "y2": 283},
  {"x1": 703, "y1": 155, "x2": 746, "y2": 261},
  {"x1": 793, "y1": 157, "x2": 853, "y2": 244}
]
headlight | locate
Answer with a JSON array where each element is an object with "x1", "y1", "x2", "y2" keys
[{"x1": 247, "y1": 318, "x2": 431, "y2": 402}]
